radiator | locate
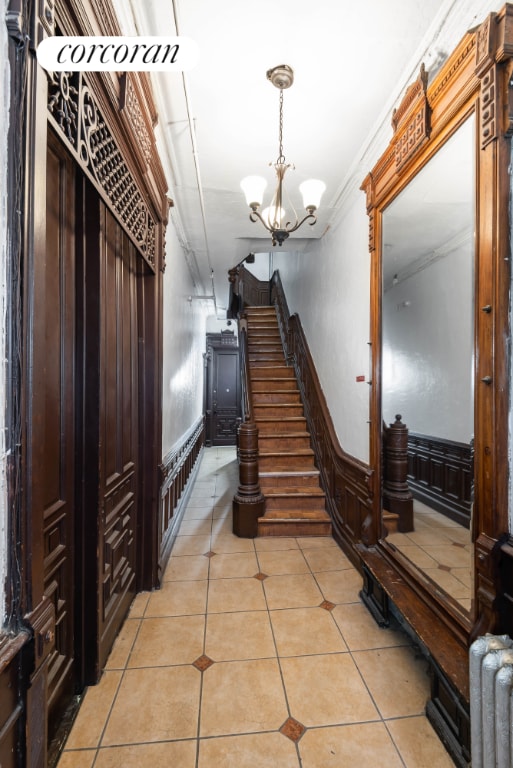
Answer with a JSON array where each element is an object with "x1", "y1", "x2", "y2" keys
[{"x1": 470, "y1": 634, "x2": 513, "y2": 768}]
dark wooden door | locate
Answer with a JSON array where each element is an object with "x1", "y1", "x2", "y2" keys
[
  {"x1": 206, "y1": 344, "x2": 240, "y2": 445},
  {"x1": 96, "y1": 204, "x2": 138, "y2": 669},
  {"x1": 43, "y1": 131, "x2": 77, "y2": 734}
]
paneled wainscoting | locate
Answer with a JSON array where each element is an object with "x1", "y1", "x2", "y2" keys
[{"x1": 407, "y1": 433, "x2": 473, "y2": 528}]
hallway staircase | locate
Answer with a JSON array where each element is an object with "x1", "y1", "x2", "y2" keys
[{"x1": 246, "y1": 306, "x2": 332, "y2": 537}]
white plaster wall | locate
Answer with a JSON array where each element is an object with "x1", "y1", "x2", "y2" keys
[
  {"x1": 244, "y1": 252, "x2": 272, "y2": 282},
  {"x1": 161, "y1": 221, "x2": 209, "y2": 456},
  {"x1": 382, "y1": 245, "x2": 474, "y2": 443},
  {"x1": 0, "y1": 0, "x2": 9, "y2": 623},
  {"x1": 273, "y1": 191, "x2": 371, "y2": 463}
]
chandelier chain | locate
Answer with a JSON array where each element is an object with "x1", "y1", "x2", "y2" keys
[{"x1": 278, "y1": 89, "x2": 285, "y2": 164}]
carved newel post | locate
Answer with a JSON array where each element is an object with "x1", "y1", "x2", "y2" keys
[
  {"x1": 232, "y1": 420, "x2": 265, "y2": 538},
  {"x1": 383, "y1": 414, "x2": 414, "y2": 532}
]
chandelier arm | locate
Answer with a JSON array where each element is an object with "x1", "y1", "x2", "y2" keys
[
  {"x1": 284, "y1": 211, "x2": 317, "y2": 233},
  {"x1": 249, "y1": 208, "x2": 272, "y2": 233}
]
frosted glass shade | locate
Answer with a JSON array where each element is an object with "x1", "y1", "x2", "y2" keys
[
  {"x1": 299, "y1": 179, "x2": 326, "y2": 210},
  {"x1": 262, "y1": 205, "x2": 285, "y2": 229},
  {"x1": 240, "y1": 176, "x2": 267, "y2": 208}
]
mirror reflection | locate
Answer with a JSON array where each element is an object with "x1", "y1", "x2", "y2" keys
[{"x1": 381, "y1": 115, "x2": 475, "y2": 615}]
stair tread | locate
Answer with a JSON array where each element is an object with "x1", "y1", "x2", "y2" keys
[
  {"x1": 259, "y1": 449, "x2": 314, "y2": 456},
  {"x1": 260, "y1": 510, "x2": 331, "y2": 520},
  {"x1": 264, "y1": 487, "x2": 325, "y2": 496},
  {"x1": 258, "y1": 431, "x2": 310, "y2": 438},
  {"x1": 254, "y1": 402, "x2": 301, "y2": 406},
  {"x1": 258, "y1": 469, "x2": 319, "y2": 477}
]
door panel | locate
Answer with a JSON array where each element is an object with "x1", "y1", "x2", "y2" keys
[
  {"x1": 210, "y1": 348, "x2": 240, "y2": 445},
  {"x1": 98, "y1": 206, "x2": 138, "y2": 668},
  {"x1": 43, "y1": 133, "x2": 76, "y2": 725}
]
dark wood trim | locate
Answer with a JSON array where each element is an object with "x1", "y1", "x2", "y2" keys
[
  {"x1": 271, "y1": 271, "x2": 373, "y2": 568},
  {"x1": 407, "y1": 432, "x2": 473, "y2": 527},
  {"x1": 0, "y1": 632, "x2": 30, "y2": 768},
  {"x1": 158, "y1": 418, "x2": 205, "y2": 580},
  {"x1": 240, "y1": 266, "x2": 271, "y2": 308}
]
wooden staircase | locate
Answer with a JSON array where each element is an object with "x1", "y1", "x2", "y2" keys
[{"x1": 245, "y1": 306, "x2": 332, "y2": 537}]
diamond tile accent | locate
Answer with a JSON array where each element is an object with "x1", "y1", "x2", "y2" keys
[
  {"x1": 204, "y1": 551, "x2": 217, "y2": 558},
  {"x1": 193, "y1": 655, "x2": 215, "y2": 671},
  {"x1": 279, "y1": 716, "x2": 306, "y2": 742},
  {"x1": 319, "y1": 599, "x2": 336, "y2": 611},
  {"x1": 254, "y1": 572, "x2": 268, "y2": 581}
]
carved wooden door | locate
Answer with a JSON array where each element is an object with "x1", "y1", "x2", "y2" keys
[
  {"x1": 43, "y1": 132, "x2": 77, "y2": 735},
  {"x1": 96, "y1": 204, "x2": 139, "y2": 669}
]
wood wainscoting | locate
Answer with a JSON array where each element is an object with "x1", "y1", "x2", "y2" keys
[
  {"x1": 0, "y1": 633, "x2": 30, "y2": 768},
  {"x1": 158, "y1": 419, "x2": 205, "y2": 580},
  {"x1": 271, "y1": 272, "x2": 373, "y2": 564},
  {"x1": 407, "y1": 433, "x2": 473, "y2": 528}
]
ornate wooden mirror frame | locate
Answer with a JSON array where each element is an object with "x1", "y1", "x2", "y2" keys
[{"x1": 361, "y1": 1, "x2": 513, "y2": 723}]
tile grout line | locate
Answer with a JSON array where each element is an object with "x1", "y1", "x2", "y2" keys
[{"x1": 255, "y1": 540, "x2": 304, "y2": 768}]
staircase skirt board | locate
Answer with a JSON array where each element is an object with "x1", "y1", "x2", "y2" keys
[{"x1": 244, "y1": 305, "x2": 332, "y2": 537}]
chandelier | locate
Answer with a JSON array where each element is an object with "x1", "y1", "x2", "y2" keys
[{"x1": 240, "y1": 65, "x2": 326, "y2": 247}]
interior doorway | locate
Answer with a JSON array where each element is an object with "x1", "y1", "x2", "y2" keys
[{"x1": 205, "y1": 332, "x2": 240, "y2": 446}]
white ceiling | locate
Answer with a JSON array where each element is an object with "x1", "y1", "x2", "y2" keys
[{"x1": 114, "y1": 0, "x2": 490, "y2": 313}]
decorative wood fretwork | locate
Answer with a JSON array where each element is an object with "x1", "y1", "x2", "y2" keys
[
  {"x1": 120, "y1": 73, "x2": 154, "y2": 167},
  {"x1": 47, "y1": 70, "x2": 157, "y2": 270},
  {"x1": 392, "y1": 64, "x2": 430, "y2": 171}
]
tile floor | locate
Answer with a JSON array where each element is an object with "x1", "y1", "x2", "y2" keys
[
  {"x1": 386, "y1": 500, "x2": 472, "y2": 611},
  {"x1": 57, "y1": 447, "x2": 456, "y2": 768}
]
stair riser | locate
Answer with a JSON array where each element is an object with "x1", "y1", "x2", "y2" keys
[
  {"x1": 247, "y1": 320, "x2": 278, "y2": 327},
  {"x1": 250, "y1": 367, "x2": 295, "y2": 379},
  {"x1": 258, "y1": 435, "x2": 311, "y2": 450},
  {"x1": 254, "y1": 406, "x2": 304, "y2": 418},
  {"x1": 253, "y1": 392, "x2": 301, "y2": 404},
  {"x1": 249, "y1": 346, "x2": 283, "y2": 353},
  {"x1": 255, "y1": 419, "x2": 307, "y2": 434},
  {"x1": 249, "y1": 357, "x2": 287, "y2": 366},
  {"x1": 251, "y1": 381, "x2": 298, "y2": 393},
  {"x1": 259, "y1": 475, "x2": 320, "y2": 489},
  {"x1": 248, "y1": 330, "x2": 281, "y2": 337},
  {"x1": 258, "y1": 520, "x2": 332, "y2": 537},
  {"x1": 265, "y1": 496, "x2": 326, "y2": 511},
  {"x1": 258, "y1": 455, "x2": 315, "y2": 471}
]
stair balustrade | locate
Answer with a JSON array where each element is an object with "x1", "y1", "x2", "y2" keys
[
  {"x1": 271, "y1": 270, "x2": 374, "y2": 558},
  {"x1": 232, "y1": 314, "x2": 265, "y2": 537}
]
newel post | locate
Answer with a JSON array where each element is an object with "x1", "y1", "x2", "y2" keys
[
  {"x1": 383, "y1": 414, "x2": 414, "y2": 532},
  {"x1": 232, "y1": 420, "x2": 265, "y2": 537}
]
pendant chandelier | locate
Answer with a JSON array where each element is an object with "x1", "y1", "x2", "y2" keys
[{"x1": 240, "y1": 65, "x2": 326, "y2": 247}]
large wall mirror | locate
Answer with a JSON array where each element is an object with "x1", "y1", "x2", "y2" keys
[
  {"x1": 381, "y1": 114, "x2": 475, "y2": 619},
  {"x1": 361, "y1": 6, "x2": 513, "y2": 737}
]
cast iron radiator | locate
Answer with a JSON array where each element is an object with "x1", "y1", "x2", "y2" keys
[{"x1": 470, "y1": 634, "x2": 513, "y2": 768}]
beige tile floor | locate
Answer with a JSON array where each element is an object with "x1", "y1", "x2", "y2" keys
[
  {"x1": 57, "y1": 447, "x2": 455, "y2": 768},
  {"x1": 386, "y1": 500, "x2": 473, "y2": 612}
]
